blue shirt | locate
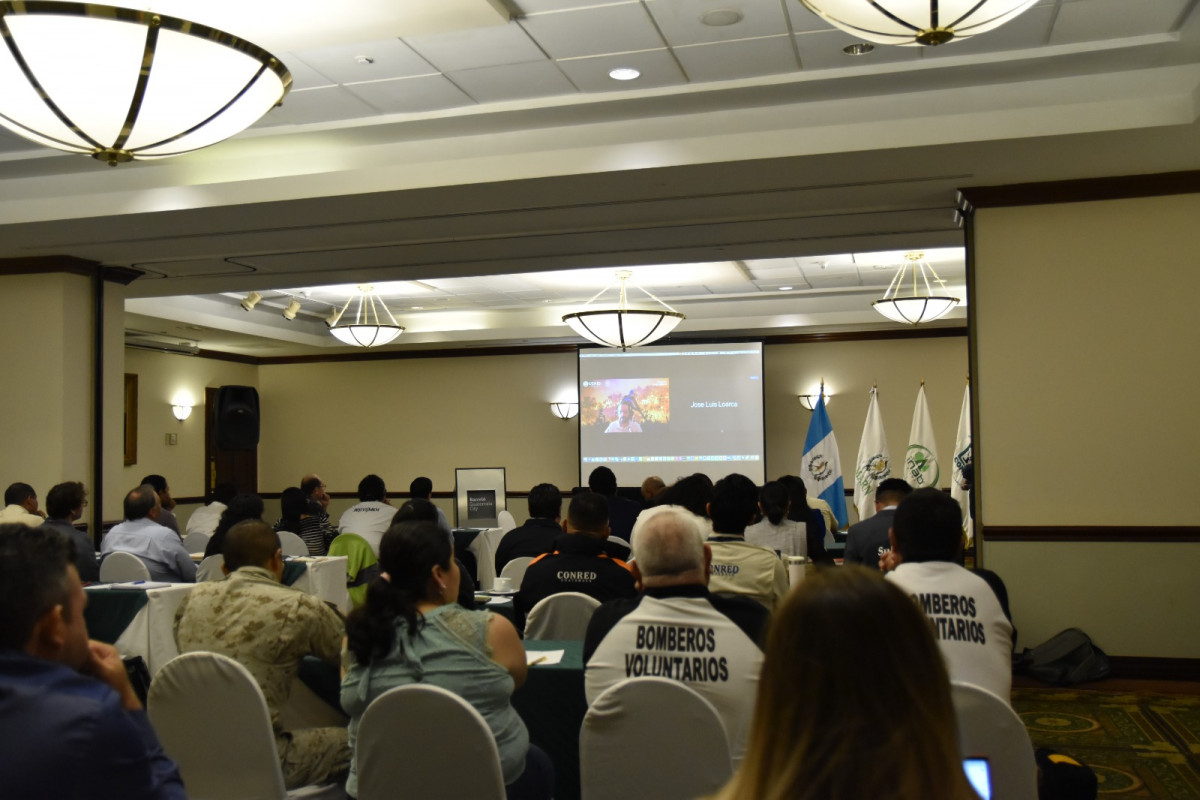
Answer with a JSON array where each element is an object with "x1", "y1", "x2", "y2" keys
[
  {"x1": 0, "y1": 650, "x2": 185, "y2": 800},
  {"x1": 101, "y1": 518, "x2": 196, "y2": 582}
]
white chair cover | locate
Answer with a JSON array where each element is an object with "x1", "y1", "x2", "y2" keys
[
  {"x1": 951, "y1": 681, "x2": 1038, "y2": 800},
  {"x1": 99, "y1": 551, "x2": 151, "y2": 582},
  {"x1": 581, "y1": 677, "x2": 731, "y2": 800},
  {"x1": 498, "y1": 555, "x2": 535, "y2": 588},
  {"x1": 196, "y1": 554, "x2": 226, "y2": 582},
  {"x1": 497, "y1": 509, "x2": 517, "y2": 532},
  {"x1": 356, "y1": 684, "x2": 505, "y2": 800},
  {"x1": 276, "y1": 530, "x2": 308, "y2": 557},
  {"x1": 606, "y1": 536, "x2": 631, "y2": 551},
  {"x1": 524, "y1": 591, "x2": 601, "y2": 640},
  {"x1": 148, "y1": 652, "x2": 342, "y2": 800},
  {"x1": 182, "y1": 530, "x2": 212, "y2": 553}
]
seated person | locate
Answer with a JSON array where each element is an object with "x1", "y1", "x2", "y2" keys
[
  {"x1": 713, "y1": 566, "x2": 978, "y2": 800},
  {"x1": 341, "y1": 521, "x2": 553, "y2": 800},
  {"x1": 885, "y1": 488, "x2": 1015, "y2": 703},
  {"x1": 0, "y1": 523, "x2": 185, "y2": 799},
  {"x1": 185, "y1": 482, "x2": 235, "y2": 539},
  {"x1": 587, "y1": 466, "x2": 640, "y2": 550},
  {"x1": 392, "y1": 499, "x2": 476, "y2": 608},
  {"x1": 140, "y1": 475, "x2": 180, "y2": 536},
  {"x1": 175, "y1": 520, "x2": 350, "y2": 789},
  {"x1": 843, "y1": 478, "x2": 912, "y2": 568},
  {"x1": 514, "y1": 492, "x2": 636, "y2": 623},
  {"x1": 1, "y1": 482, "x2": 45, "y2": 527},
  {"x1": 204, "y1": 493, "x2": 265, "y2": 559},
  {"x1": 408, "y1": 476, "x2": 453, "y2": 539},
  {"x1": 584, "y1": 508, "x2": 766, "y2": 764},
  {"x1": 495, "y1": 483, "x2": 563, "y2": 574},
  {"x1": 336, "y1": 474, "x2": 394, "y2": 554},
  {"x1": 41, "y1": 480, "x2": 100, "y2": 582},
  {"x1": 102, "y1": 484, "x2": 196, "y2": 582},
  {"x1": 777, "y1": 475, "x2": 833, "y2": 562},
  {"x1": 743, "y1": 481, "x2": 807, "y2": 558},
  {"x1": 706, "y1": 474, "x2": 788, "y2": 612},
  {"x1": 275, "y1": 486, "x2": 337, "y2": 556}
]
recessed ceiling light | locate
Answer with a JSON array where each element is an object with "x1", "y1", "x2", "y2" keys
[
  {"x1": 843, "y1": 42, "x2": 875, "y2": 56},
  {"x1": 609, "y1": 67, "x2": 641, "y2": 81},
  {"x1": 779, "y1": 286, "x2": 793, "y2": 291},
  {"x1": 411, "y1": 306, "x2": 424, "y2": 310},
  {"x1": 355, "y1": 55, "x2": 375, "y2": 65},
  {"x1": 700, "y1": 9, "x2": 743, "y2": 26}
]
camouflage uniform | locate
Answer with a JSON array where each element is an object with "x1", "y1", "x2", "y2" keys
[{"x1": 174, "y1": 566, "x2": 350, "y2": 788}]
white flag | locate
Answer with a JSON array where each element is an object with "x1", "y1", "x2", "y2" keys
[
  {"x1": 951, "y1": 383, "x2": 973, "y2": 538},
  {"x1": 853, "y1": 387, "x2": 891, "y2": 521},
  {"x1": 905, "y1": 384, "x2": 940, "y2": 489}
]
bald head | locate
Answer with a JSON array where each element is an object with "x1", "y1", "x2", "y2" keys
[
  {"x1": 632, "y1": 508, "x2": 708, "y2": 587},
  {"x1": 223, "y1": 519, "x2": 282, "y2": 573}
]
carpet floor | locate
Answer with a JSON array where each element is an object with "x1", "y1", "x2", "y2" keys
[{"x1": 1012, "y1": 688, "x2": 1200, "y2": 798}]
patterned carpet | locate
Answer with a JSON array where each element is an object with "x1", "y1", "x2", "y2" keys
[{"x1": 1012, "y1": 688, "x2": 1200, "y2": 798}]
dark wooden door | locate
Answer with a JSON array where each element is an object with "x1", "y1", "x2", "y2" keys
[{"x1": 204, "y1": 387, "x2": 257, "y2": 496}]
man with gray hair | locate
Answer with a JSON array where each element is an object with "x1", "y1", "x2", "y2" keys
[{"x1": 583, "y1": 507, "x2": 767, "y2": 764}]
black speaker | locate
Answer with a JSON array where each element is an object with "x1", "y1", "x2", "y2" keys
[{"x1": 215, "y1": 386, "x2": 260, "y2": 450}]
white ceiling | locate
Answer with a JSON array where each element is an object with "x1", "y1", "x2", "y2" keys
[{"x1": 2, "y1": 0, "x2": 1199, "y2": 355}]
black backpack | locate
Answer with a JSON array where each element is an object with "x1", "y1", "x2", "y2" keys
[{"x1": 1015, "y1": 628, "x2": 1111, "y2": 686}]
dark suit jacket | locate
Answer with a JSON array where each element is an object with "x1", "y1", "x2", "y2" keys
[{"x1": 843, "y1": 507, "x2": 897, "y2": 568}]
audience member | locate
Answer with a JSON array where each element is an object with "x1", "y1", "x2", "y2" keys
[
  {"x1": 514, "y1": 492, "x2": 636, "y2": 622},
  {"x1": 743, "y1": 480, "x2": 807, "y2": 558},
  {"x1": 0, "y1": 524, "x2": 185, "y2": 799},
  {"x1": 103, "y1": 485, "x2": 196, "y2": 582},
  {"x1": 175, "y1": 520, "x2": 350, "y2": 789},
  {"x1": 843, "y1": 478, "x2": 913, "y2": 568},
  {"x1": 777, "y1": 475, "x2": 832, "y2": 562},
  {"x1": 640, "y1": 475, "x2": 666, "y2": 504},
  {"x1": 392, "y1": 499, "x2": 476, "y2": 608},
  {"x1": 885, "y1": 487, "x2": 1014, "y2": 703},
  {"x1": 204, "y1": 493, "x2": 265, "y2": 559},
  {"x1": 495, "y1": 483, "x2": 562, "y2": 573},
  {"x1": 706, "y1": 474, "x2": 787, "y2": 612},
  {"x1": 301, "y1": 473, "x2": 331, "y2": 515},
  {"x1": 140, "y1": 475, "x2": 180, "y2": 536},
  {"x1": 1, "y1": 482, "x2": 44, "y2": 526},
  {"x1": 41, "y1": 480, "x2": 99, "y2": 582},
  {"x1": 342, "y1": 521, "x2": 553, "y2": 800},
  {"x1": 651, "y1": 473, "x2": 715, "y2": 522},
  {"x1": 584, "y1": 507, "x2": 766, "y2": 764},
  {"x1": 408, "y1": 476, "x2": 452, "y2": 538},
  {"x1": 184, "y1": 482, "x2": 235, "y2": 539},
  {"x1": 587, "y1": 466, "x2": 640, "y2": 547},
  {"x1": 337, "y1": 474, "x2": 394, "y2": 554},
  {"x1": 712, "y1": 566, "x2": 979, "y2": 800},
  {"x1": 275, "y1": 486, "x2": 336, "y2": 556}
]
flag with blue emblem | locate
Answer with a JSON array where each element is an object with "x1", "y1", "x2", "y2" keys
[{"x1": 802, "y1": 394, "x2": 848, "y2": 530}]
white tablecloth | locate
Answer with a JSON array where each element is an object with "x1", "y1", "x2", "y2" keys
[{"x1": 468, "y1": 527, "x2": 508, "y2": 590}]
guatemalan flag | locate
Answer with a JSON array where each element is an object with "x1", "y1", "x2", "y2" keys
[{"x1": 802, "y1": 395, "x2": 849, "y2": 530}]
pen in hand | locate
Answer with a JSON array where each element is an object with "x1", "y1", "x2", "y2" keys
[{"x1": 529, "y1": 655, "x2": 548, "y2": 666}]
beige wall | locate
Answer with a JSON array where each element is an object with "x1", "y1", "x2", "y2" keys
[{"x1": 973, "y1": 193, "x2": 1200, "y2": 658}]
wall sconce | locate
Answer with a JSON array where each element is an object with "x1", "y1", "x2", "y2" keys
[
  {"x1": 282, "y1": 298, "x2": 302, "y2": 320},
  {"x1": 797, "y1": 380, "x2": 832, "y2": 411},
  {"x1": 171, "y1": 404, "x2": 193, "y2": 421},
  {"x1": 240, "y1": 291, "x2": 262, "y2": 312},
  {"x1": 550, "y1": 402, "x2": 579, "y2": 420}
]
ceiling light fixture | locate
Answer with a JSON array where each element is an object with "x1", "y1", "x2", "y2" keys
[
  {"x1": 323, "y1": 307, "x2": 344, "y2": 328},
  {"x1": 562, "y1": 270, "x2": 685, "y2": 351},
  {"x1": 872, "y1": 251, "x2": 960, "y2": 324},
  {"x1": 240, "y1": 291, "x2": 262, "y2": 312},
  {"x1": 798, "y1": 0, "x2": 1037, "y2": 46},
  {"x1": 842, "y1": 42, "x2": 875, "y2": 55},
  {"x1": 329, "y1": 285, "x2": 404, "y2": 348},
  {"x1": 608, "y1": 68, "x2": 640, "y2": 81},
  {"x1": 550, "y1": 402, "x2": 580, "y2": 420},
  {"x1": 0, "y1": 3, "x2": 292, "y2": 166},
  {"x1": 700, "y1": 9, "x2": 744, "y2": 26},
  {"x1": 282, "y1": 298, "x2": 301, "y2": 320}
]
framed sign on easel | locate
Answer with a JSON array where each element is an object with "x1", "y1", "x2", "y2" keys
[{"x1": 454, "y1": 468, "x2": 507, "y2": 528}]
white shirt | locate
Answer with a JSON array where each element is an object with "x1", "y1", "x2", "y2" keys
[
  {"x1": 604, "y1": 419, "x2": 642, "y2": 433},
  {"x1": 0, "y1": 504, "x2": 43, "y2": 527},
  {"x1": 706, "y1": 535, "x2": 788, "y2": 613},
  {"x1": 743, "y1": 518, "x2": 807, "y2": 558},
  {"x1": 185, "y1": 501, "x2": 226, "y2": 538},
  {"x1": 337, "y1": 501, "x2": 394, "y2": 554},
  {"x1": 887, "y1": 561, "x2": 1014, "y2": 703}
]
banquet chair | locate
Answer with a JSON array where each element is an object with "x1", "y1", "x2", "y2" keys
[
  {"x1": 951, "y1": 681, "x2": 1038, "y2": 799},
  {"x1": 327, "y1": 532, "x2": 379, "y2": 608},
  {"x1": 580, "y1": 677, "x2": 731, "y2": 800},
  {"x1": 356, "y1": 684, "x2": 505, "y2": 800},
  {"x1": 276, "y1": 530, "x2": 309, "y2": 557},
  {"x1": 497, "y1": 509, "x2": 517, "y2": 532},
  {"x1": 498, "y1": 555, "x2": 535, "y2": 588},
  {"x1": 195, "y1": 554, "x2": 226, "y2": 582},
  {"x1": 98, "y1": 551, "x2": 152, "y2": 582},
  {"x1": 181, "y1": 530, "x2": 211, "y2": 553},
  {"x1": 524, "y1": 592, "x2": 601, "y2": 640},
  {"x1": 148, "y1": 652, "x2": 342, "y2": 799}
]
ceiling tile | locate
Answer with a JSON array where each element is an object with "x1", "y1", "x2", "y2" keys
[
  {"x1": 260, "y1": 86, "x2": 380, "y2": 126},
  {"x1": 289, "y1": 39, "x2": 436, "y2": 84},
  {"x1": 517, "y1": 0, "x2": 633, "y2": 11},
  {"x1": 645, "y1": 0, "x2": 791, "y2": 46},
  {"x1": 1050, "y1": 0, "x2": 1188, "y2": 44},
  {"x1": 405, "y1": 22, "x2": 547, "y2": 72},
  {"x1": 674, "y1": 36, "x2": 800, "y2": 83},
  {"x1": 449, "y1": 61, "x2": 579, "y2": 103},
  {"x1": 519, "y1": 4, "x2": 665, "y2": 59},
  {"x1": 782, "y1": 2, "x2": 841, "y2": 34},
  {"x1": 793, "y1": 29, "x2": 923, "y2": 70},
  {"x1": 557, "y1": 49, "x2": 687, "y2": 92},
  {"x1": 276, "y1": 52, "x2": 337, "y2": 90},
  {"x1": 344, "y1": 75, "x2": 475, "y2": 114}
]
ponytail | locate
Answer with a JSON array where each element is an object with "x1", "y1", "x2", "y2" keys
[
  {"x1": 346, "y1": 577, "x2": 422, "y2": 665},
  {"x1": 759, "y1": 481, "x2": 790, "y2": 526}
]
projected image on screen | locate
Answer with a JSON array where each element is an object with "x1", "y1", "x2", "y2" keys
[
  {"x1": 581, "y1": 379, "x2": 670, "y2": 434},
  {"x1": 578, "y1": 343, "x2": 764, "y2": 486}
]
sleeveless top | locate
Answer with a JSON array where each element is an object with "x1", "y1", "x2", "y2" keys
[{"x1": 341, "y1": 605, "x2": 529, "y2": 794}]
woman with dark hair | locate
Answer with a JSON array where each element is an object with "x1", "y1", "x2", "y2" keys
[
  {"x1": 204, "y1": 493, "x2": 264, "y2": 558},
  {"x1": 744, "y1": 481, "x2": 806, "y2": 558},
  {"x1": 391, "y1": 499, "x2": 477, "y2": 608},
  {"x1": 342, "y1": 521, "x2": 553, "y2": 800},
  {"x1": 776, "y1": 475, "x2": 832, "y2": 564},
  {"x1": 712, "y1": 566, "x2": 980, "y2": 800},
  {"x1": 274, "y1": 486, "x2": 336, "y2": 556}
]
